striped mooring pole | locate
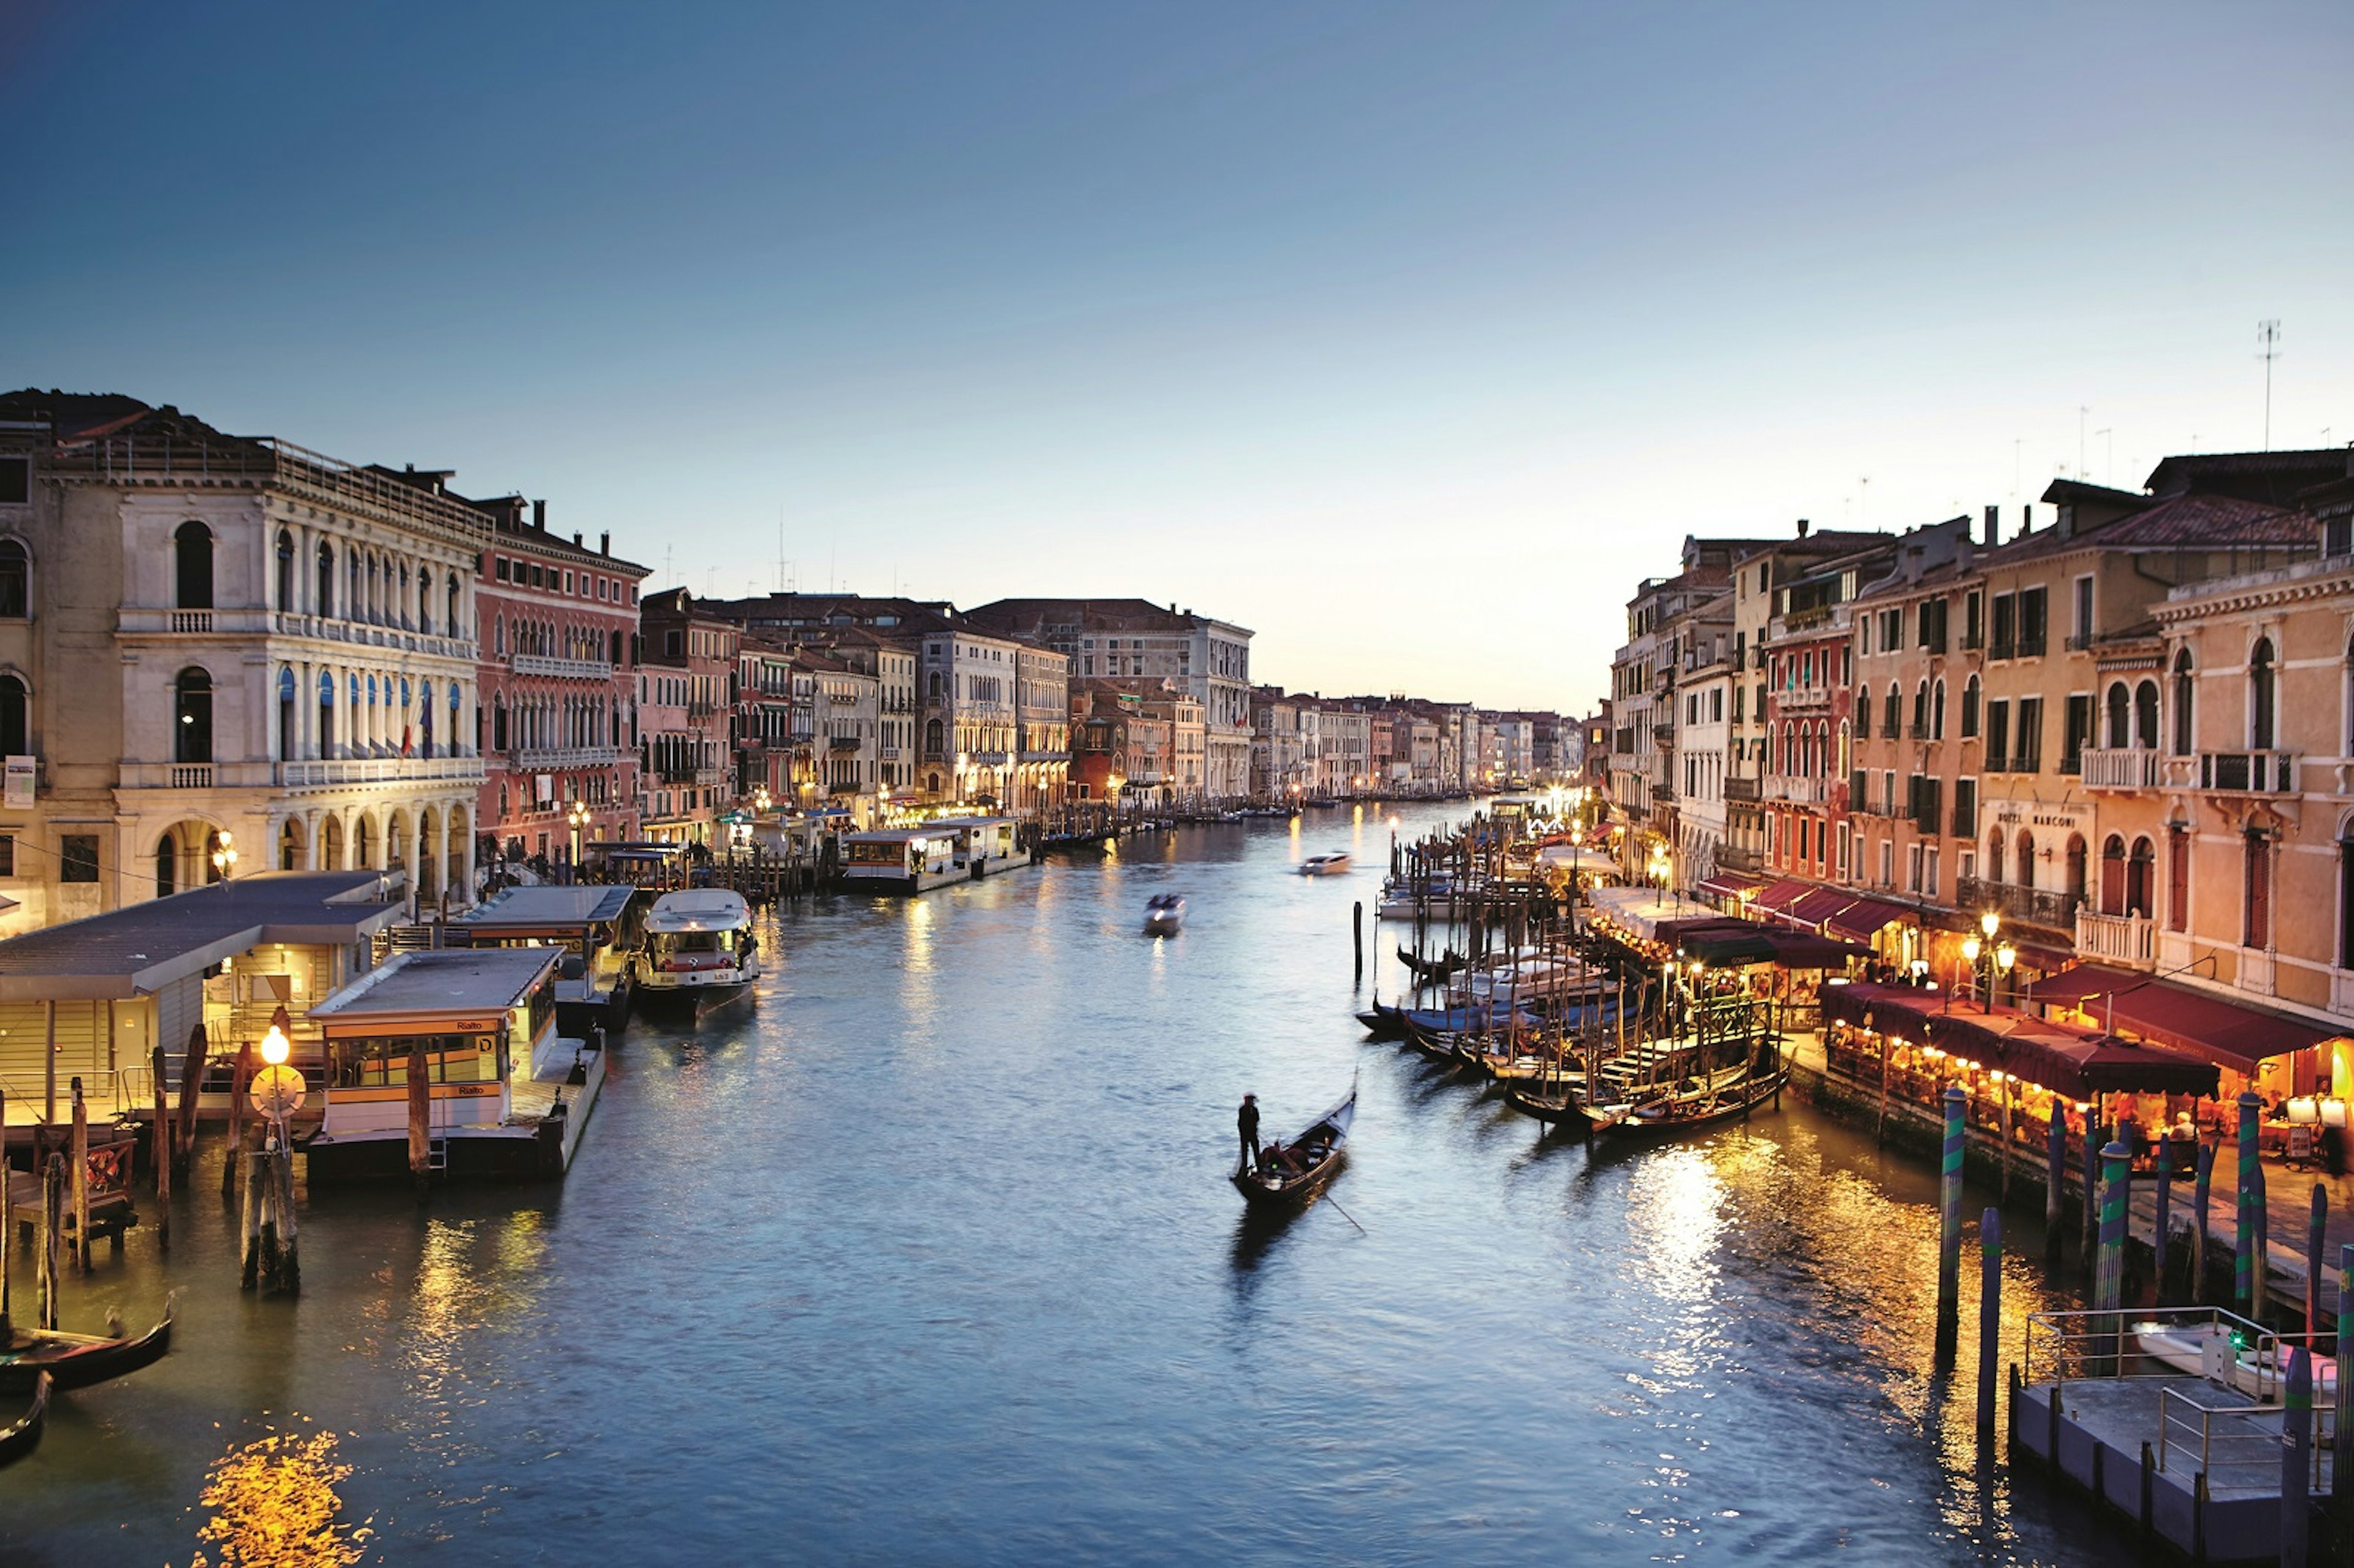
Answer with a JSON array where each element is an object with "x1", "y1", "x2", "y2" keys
[
  {"x1": 1937, "y1": 1086, "x2": 1965, "y2": 1359},
  {"x1": 2081, "y1": 1115, "x2": 2101, "y2": 1263},
  {"x1": 2336, "y1": 1244, "x2": 2353, "y2": 1517},
  {"x1": 2283, "y1": 1346, "x2": 2311, "y2": 1568},
  {"x1": 2043, "y1": 1109, "x2": 2067, "y2": 1262},
  {"x1": 2095, "y1": 1140, "x2": 2132, "y2": 1315},
  {"x1": 2236, "y1": 1090, "x2": 2261, "y2": 1316},
  {"x1": 1976, "y1": 1206, "x2": 2002, "y2": 1450}
]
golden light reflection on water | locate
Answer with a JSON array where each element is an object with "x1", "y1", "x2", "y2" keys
[
  {"x1": 183, "y1": 1427, "x2": 371, "y2": 1567},
  {"x1": 1625, "y1": 1122, "x2": 2084, "y2": 1556}
]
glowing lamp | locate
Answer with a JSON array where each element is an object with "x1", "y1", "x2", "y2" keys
[
  {"x1": 259, "y1": 1023, "x2": 291, "y2": 1067},
  {"x1": 1995, "y1": 942, "x2": 2017, "y2": 973},
  {"x1": 1960, "y1": 935, "x2": 1982, "y2": 965},
  {"x1": 1979, "y1": 910, "x2": 2000, "y2": 940}
]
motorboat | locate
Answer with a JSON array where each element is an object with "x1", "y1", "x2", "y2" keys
[
  {"x1": 1299, "y1": 852, "x2": 1352, "y2": 877},
  {"x1": 1143, "y1": 893, "x2": 1187, "y2": 936},
  {"x1": 636, "y1": 889, "x2": 761, "y2": 1017}
]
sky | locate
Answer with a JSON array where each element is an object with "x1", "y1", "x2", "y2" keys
[{"x1": 4, "y1": 2, "x2": 2349, "y2": 712}]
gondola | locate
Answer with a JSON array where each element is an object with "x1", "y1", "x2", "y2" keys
[
  {"x1": 1355, "y1": 1000, "x2": 1410, "y2": 1040},
  {"x1": 1231, "y1": 1080, "x2": 1357, "y2": 1208},
  {"x1": 1395, "y1": 945, "x2": 1465, "y2": 981},
  {"x1": 1555, "y1": 1061, "x2": 1786, "y2": 1140},
  {"x1": 0, "y1": 1372, "x2": 49, "y2": 1467},
  {"x1": 0, "y1": 1310, "x2": 173, "y2": 1392}
]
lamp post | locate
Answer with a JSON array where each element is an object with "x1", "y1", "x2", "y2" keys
[
  {"x1": 566, "y1": 800, "x2": 589, "y2": 881},
  {"x1": 245, "y1": 1006, "x2": 305, "y2": 1295}
]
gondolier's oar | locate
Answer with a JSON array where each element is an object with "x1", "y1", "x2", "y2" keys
[{"x1": 1323, "y1": 1192, "x2": 1368, "y2": 1235}]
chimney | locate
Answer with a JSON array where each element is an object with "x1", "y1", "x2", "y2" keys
[
  {"x1": 531, "y1": 499, "x2": 547, "y2": 531},
  {"x1": 1983, "y1": 505, "x2": 1999, "y2": 546},
  {"x1": 1796, "y1": 518, "x2": 1810, "y2": 538},
  {"x1": 573, "y1": 531, "x2": 583, "y2": 547},
  {"x1": 601, "y1": 531, "x2": 611, "y2": 556},
  {"x1": 2020, "y1": 503, "x2": 2033, "y2": 534}
]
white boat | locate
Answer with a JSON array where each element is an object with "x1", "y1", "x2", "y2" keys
[
  {"x1": 1300, "y1": 852, "x2": 1352, "y2": 877},
  {"x1": 841, "y1": 816, "x2": 1029, "y2": 893},
  {"x1": 1143, "y1": 894, "x2": 1186, "y2": 936},
  {"x1": 2130, "y1": 1320, "x2": 2339, "y2": 1399},
  {"x1": 1449, "y1": 956, "x2": 1612, "y2": 1006},
  {"x1": 635, "y1": 889, "x2": 760, "y2": 1017}
]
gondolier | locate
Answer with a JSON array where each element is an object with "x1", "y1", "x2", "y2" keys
[{"x1": 1237, "y1": 1094, "x2": 1260, "y2": 1172}]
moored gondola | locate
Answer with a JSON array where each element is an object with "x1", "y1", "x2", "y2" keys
[
  {"x1": 1395, "y1": 945, "x2": 1465, "y2": 981},
  {"x1": 0, "y1": 1372, "x2": 50, "y2": 1468},
  {"x1": 1231, "y1": 1079, "x2": 1357, "y2": 1207},
  {"x1": 0, "y1": 1310, "x2": 173, "y2": 1393}
]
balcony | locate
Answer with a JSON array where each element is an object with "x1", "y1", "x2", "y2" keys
[
  {"x1": 1778, "y1": 687, "x2": 1831, "y2": 710},
  {"x1": 118, "y1": 607, "x2": 267, "y2": 636},
  {"x1": 1907, "y1": 723, "x2": 1930, "y2": 740},
  {"x1": 509, "y1": 745, "x2": 620, "y2": 771},
  {"x1": 1955, "y1": 876, "x2": 2081, "y2": 932},
  {"x1": 1650, "y1": 780, "x2": 1677, "y2": 804},
  {"x1": 510, "y1": 653, "x2": 614, "y2": 681},
  {"x1": 1653, "y1": 722, "x2": 1675, "y2": 742},
  {"x1": 1724, "y1": 776, "x2": 1761, "y2": 802},
  {"x1": 1715, "y1": 843, "x2": 1761, "y2": 872},
  {"x1": 2081, "y1": 747, "x2": 2163, "y2": 791},
  {"x1": 2198, "y1": 751, "x2": 2298, "y2": 794},
  {"x1": 276, "y1": 755, "x2": 486, "y2": 790},
  {"x1": 2074, "y1": 910, "x2": 2155, "y2": 969},
  {"x1": 266, "y1": 612, "x2": 474, "y2": 661},
  {"x1": 1764, "y1": 776, "x2": 1829, "y2": 804}
]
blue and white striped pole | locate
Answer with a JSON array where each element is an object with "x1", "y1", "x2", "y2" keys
[
  {"x1": 1938, "y1": 1085, "x2": 1965, "y2": 1360},
  {"x1": 2284, "y1": 1346, "x2": 2311, "y2": 1568},
  {"x1": 1977, "y1": 1206, "x2": 2002, "y2": 1449}
]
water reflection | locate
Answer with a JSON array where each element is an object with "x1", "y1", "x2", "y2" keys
[{"x1": 187, "y1": 1427, "x2": 370, "y2": 1568}]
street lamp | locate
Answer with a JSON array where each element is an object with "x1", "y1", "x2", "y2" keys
[{"x1": 211, "y1": 829, "x2": 237, "y2": 882}]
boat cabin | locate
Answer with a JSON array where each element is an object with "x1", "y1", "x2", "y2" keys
[
  {"x1": 642, "y1": 889, "x2": 755, "y2": 976},
  {"x1": 303, "y1": 948, "x2": 584, "y2": 1182},
  {"x1": 453, "y1": 885, "x2": 642, "y2": 1035},
  {"x1": 840, "y1": 816, "x2": 1026, "y2": 892}
]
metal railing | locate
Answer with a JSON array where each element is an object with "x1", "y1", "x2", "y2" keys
[
  {"x1": 2199, "y1": 750, "x2": 2297, "y2": 794},
  {"x1": 2158, "y1": 1382, "x2": 2334, "y2": 1490}
]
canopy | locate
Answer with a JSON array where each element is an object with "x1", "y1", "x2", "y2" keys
[
  {"x1": 1823, "y1": 981, "x2": 2220, "y2": 1099},
  {"x1": 1695, "y1": 870, "x2": 1766, "y2": 900},
  {"x1": 1823, "y1": 895, "x2": 1913, "y2": 942},
  {"x1": 2022, "y1": 964, "x2": 2342, "y2": 1076},
  {"x1": 1753, "y1": 878, "x2": 1813, "y2": 913}
]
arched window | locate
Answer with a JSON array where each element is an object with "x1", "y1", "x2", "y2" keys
[
  {"x1": 1932, "y1": 679, "x2": 1946, "y2": 740},
  {"x1": 2016, "y1": 829, "x2": 2036, "y2": 890},
  {"x1": 611, "y1": 630, "x2": 625, "y2": 667},
  {"x1": 1986, "y1": 830, "x2": 2005, "y2": 886},
  {"x1": 2339, "y1": 821, "x2": 2354, "y2": 970},
  {"x1": 173, "y1": 666, "x2": 213, "y2": 763},
  {"x1": 155, "y1": 832, "x2": 176, "y2": 899},
  {"x1": 315, "y1": 540, "x2": 335, "y2": 615},
  {"x1": 1960, "y1": 675, "x2": 1981, "y2": 739},
  {"x1": 2105, "y1": 682, "x2": 2130, "y2": 750},
  {"x1": 2100, "y1": 834, "x2": 2127, "y2": 915},
  {"x1": 2250, "y1": 636, "x2": 2277, "y2": 749},
  {"x1": 448, "y1": 573, "x2": 462, "y2": 636},
  {"x1": 318, "y1": 670, "x2": 335, "y2": 756},
  {"x1": 173, "y1": 522, "x2": 213, "y2": 610},
  {"x1": 2135, "y1": 680, "x2": 2160, "y2": 750},
  {"x1": 420, "y1": 681, "x2": 435, "y2": 758},
  {"x1": 276, "y1": 668, "x2": 296, "y2": 761},
  {"x1": 0, "y1": 673, "x2": 25, "y2": 756},
  {"x1": 493, "y1": 696, "x2": 509, "y2": 752},
  {"x1": 2127, "y1": 836, "x2": 2154, "y2": 918},
  {"x1": 1854, "y1": 687, "x2": 1871, "y2": 740},
  {"x1": 1883, "y1": 686, "x2": 1899, "y2": 737},
  {"x1": 419, "y1": 572, "x2": 433, "y2": 633},
  {"x1": 0, "y1": 539, "x2": 29, "y2": 619},
  {"x1": 2173, "y1": 649, "x2": 2195, "y2": 755},
  {"x1": 2063, "y1": 835, "x2": 2087, "y2": 903},
  {"x1": 495, "y1": 614, "x2": 506, "y2": 656},
  {"x1": 348, "y1": 549, "x2": 362, "y2": 620},
  {"x1": 925, "y1": 717, "x2": 945, "y2": 758},
  {"x1": 275, "y1": 530, "x2": 295, "y2": 611}
]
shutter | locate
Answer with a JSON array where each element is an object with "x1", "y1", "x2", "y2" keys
[{"x1": 2169, "y1": 830, "x2": 2190, "y2": 934}]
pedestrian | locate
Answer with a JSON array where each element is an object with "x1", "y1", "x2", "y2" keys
[{"x1": 1238, "y1": 1094, "x2": 1260, "y2": 1172}]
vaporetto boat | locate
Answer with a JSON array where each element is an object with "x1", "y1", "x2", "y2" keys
[
  {"x1": 635, "y1": 889, "x2": 760, "y2": 1018},
  {"x1": 842, "y1": 816, "x2": 1030, "y2": 893}
]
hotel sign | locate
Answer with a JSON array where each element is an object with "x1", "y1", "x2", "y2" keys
[{"x1": 1991, "y1": 801, "x2": 2094, "y2": 834}]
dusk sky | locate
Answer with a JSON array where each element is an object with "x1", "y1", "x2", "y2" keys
[{"x1": 7, "y1": 3, "x2": 2347, "y2": 710}]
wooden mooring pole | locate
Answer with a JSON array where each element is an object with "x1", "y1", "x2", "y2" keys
[
  {"x1": 1936, "y1": 1086, "x2": 1964, "y2": 1362},
  {"x1": 150, "y1": 1043, "x2": 171, "y2": 1252},
  {"x1": 407, "y1": 1038, "x2": 432, "y2": 1203},
  {"x1": 2283, "y1": 1347, "x2": 2312, "y2": 1568},
  {"x1": 2044, "y1": 1111, "x2": 2066, "y2": 1263},
  {"x1": 1977, "y1": 1206, "x2": 2002, "y2": 1451},
  {"x1": 68, "y1": 1079, "x2": 89, "y2": 1271},
  {"x1": 2192, "y1": 1140, "x2": 2214, "y2": 1303},
  {"x1": 1352, "y1": 900, "x2": 1363, "y2": 980},
  {"x1": 2308, "y1": 1184, "x2": 2329, "y2": 1336},
  {"x1": 2236, "y1": 1090, "x2": 2261, "y2": 1316}
]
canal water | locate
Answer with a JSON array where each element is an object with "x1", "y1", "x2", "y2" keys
[{"x1": 6, "y1": 801, "x2": 2138, "y2": 1566}]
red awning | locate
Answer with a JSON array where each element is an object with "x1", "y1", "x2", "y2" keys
[
  {"x1": 2022, "y1": 965, "x2": 2343, "y2": 1076},
  {"x1": 1822, "y1": 981, "x2": 2220, "y2": 1099},
  {"x1": 1822, "y1": 896, "x2": 1913, "y2": 942},
  {"x1": 1780, "y1": 887, "x2": 1851, "y2": 928},
  {"x1": 2006, "y1": 942, "x2": 2077, "y2": 977},
  {"x1": 1696, "y1": 870, "x2": 1766, "y2": 900},
  {"x1": 1753, "y1": 878, "x2": 1813, "y2": 913}
]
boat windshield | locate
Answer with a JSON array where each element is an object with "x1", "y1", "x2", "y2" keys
[{"x1": 329, "y1": 1032, "x2": 502, "y2": 1087}]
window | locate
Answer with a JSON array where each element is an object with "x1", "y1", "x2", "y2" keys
[
  {"x1": 2016, "y1": 830, "x2": 2036, "y2": 889},
  {"x1": 1882, "y1": 686, "x2": 1899, "y2": 737},
  {"x1": 2105, "y1": 682, "x2": 2130, "y2": 750},
  {"x1": 0, "y1": 673, "x2": 24, "y2": 757},
  {"x1": 2016, "y1": 698, "x2": 2044, "y2": 772},
  {"x1": 1919, "y1": 597, "x2": 1948, "y2": 654},
  {"x1": 1932, "y1": 679, "x2": 1946, "y2": 740},
  {"x1": 2017, "y1": 587, "x2": 2047, "y2": 656},
  {"x1": 2168, "y1": 824, "x2": 2190, "y2": 932},
  {"x1": 2245, "y1": 830, "x2": 2272, "y2": 948},
  {"x1": 0, "y1": 834, "x2": 13, "y2": 876},
  {"x1": 2171, "y1": 649, "x2": 2195, "y2": 754},
  {"x1": 0, "y1": 539, "x2": 25, "y2": 620},
  {"x1": 1985, "y1": 700, "x2": 2010, "y2": 770},
  {"x1": 1879, "y1": 838, "x2": 1893, "y2": 887},
  {"x1": 0, "y1": 457, "x2": 26, "y2": 505},
  {"x1": 2063, "y1": 694, "x2": 2091, "y2": 774},
  {"x1": 1911, "y1": 680, "x2": 1928, "y2": 737},
  {"x1": 60, "y1": 834, "x2": 98, "y2": 884},
  {"x1": 2127, "y1": 837, "x2": 2154, "y2": 918},
  {"x1": 2250, "y1": 637, "x2": 2277, "y2": 750},
  {"x1": 1990, "y1": 593, "x2": 2016, "y2": 657},
  {"x1": 318, "y1": 670, "x2": 335, "y2": 754},
  {"x1": 2341, "y1": 828, "x2": 2354, "y2": 969},
  {"x1": 1854, "y1": 688, "x2": 1869, "y2": 739},
  {"x1": 495, "y1": 557, "x2": 511, "y2": 582},
  {"x1": 1964, "y1": 590, "x2": 1984, "y2": 650},
  {"x1": 1952, "y1": 777, "x2": 1976, "y2": 837},
  {"x1": 173, "y1": 520, "x2": 213, "y2": 610},
  {"x1": 174, "y1": 667, "x2": 213, "y2": 763},
  {"x1": 276, "y1": 668, "x2": 295, "y2": 760},
  {"x1": 276, "y1": 530, "x2": 295, "y2": 611},
  {"x1": 1960, "y1": 676, "x2": 1980, "y2": 739},
  {"x1": 1987, "y1": 830, "x2": 2005, "y2": 885},
  {"x1": 2101, "y1": 834, "x2": 2127, "y2": 915},
  {"x1": 2072, "y1": 576, "x2": 2094, "y2": 644}
]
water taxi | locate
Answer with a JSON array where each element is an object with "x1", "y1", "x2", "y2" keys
[
  {"x1": 1143, "y1": 893, "x2": 1186, "y2": 935},
  {"x1": 635, "y1": 889, "x2": 760, "y2": 1017},
  {"x1": 840, "y1": 816, "x2": 1029, "y2": 893},
  {"x1": 452, "y1": 884, "x2": 642, "y2": 1038},
  {"x1": 1299, "y1": 851, "x2": 1352, "y2": 877},
  {"x1": 302, "y1": 948, "x2": 603, "y2": 1184}
]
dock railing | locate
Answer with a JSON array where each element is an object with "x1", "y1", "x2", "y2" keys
[
  {"x1": 2157, "y1": 1382, "x2": 2335, "y2": 1489},
  {"x1": 2025, "y1": 1305, "x2": 2282, "y2": 1393}
]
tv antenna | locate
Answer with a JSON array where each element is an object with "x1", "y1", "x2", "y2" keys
[
  {"x1": 2078, "y1": 406, "x2": 2089, "y2": 478},
  {"x1": 2257, "y1": 320, "x2": 2282, "y2": 451},
  {"x1": 2095, "y1": 427, "x2": 2113, "y2": 485}
]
